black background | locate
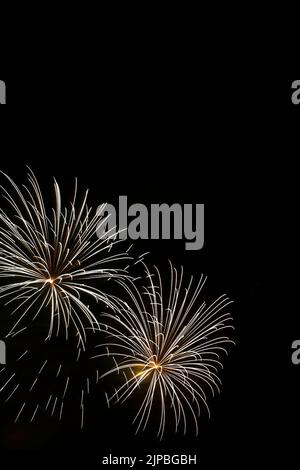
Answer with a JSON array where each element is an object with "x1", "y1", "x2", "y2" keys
[{"x1": 0, "y1": 72, "x2": 298, "y2": 468}]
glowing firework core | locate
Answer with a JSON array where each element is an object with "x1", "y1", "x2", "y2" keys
[
  {"x1": 0, "y1": 169, "x2": 131, "y2": 346},
  {"x1": 150, "y1": 362, "x2": 162, "y2": 372},
  {"x1": 97, "y1": 264, "x2": 235, "y2": 438}
]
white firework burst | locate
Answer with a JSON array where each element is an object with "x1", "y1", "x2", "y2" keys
[
  {"x1": 94, "y1": 262, "x2": 235, "y2": 439},
  {"x1": 0, "y1": 169, "x2": 131, "y2": 346}
]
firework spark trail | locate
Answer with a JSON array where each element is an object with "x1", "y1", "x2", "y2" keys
[
  {"x1": 0, "y1": 169, "x2": 131, "y2": 346},
  {"x1": 0, "y1": 340, "x2": 99, "y2": 426},
  {"x1": 93, "y1": 262, "x2": 235, "y2": 439},
  {"x1": 0, "y1": 170, "x2": 134, "y2": 425}
]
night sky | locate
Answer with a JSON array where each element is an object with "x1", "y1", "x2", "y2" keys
[{"x1": 0, "y1": 75, "x2": 298, "y2": 468}]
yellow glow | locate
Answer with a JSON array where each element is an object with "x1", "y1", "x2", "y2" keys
[
  {"x1": 136, "y1": 370, "x2": 146, "y2": 377},
  {"x1": 135, "y1": 362, "x2": 162, "y2": 377},
  {"x1": 45, "y1": 277, "x2": 56, "y2": 285},
  {"x1": 148, "y1": 360, "x2": 162, "y2": 370},
  {"x1": 152, "y1": 363, "x2": 163, "y2": 373}
]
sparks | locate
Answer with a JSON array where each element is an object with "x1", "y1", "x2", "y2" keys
[
  {"x1": 0, "y1": 169, "x2": 131, "y2": 346},
  {"x1": 94, "y1": 262, "x2": 235, "y2": 439},
  {"x1": 0, "y1": 169, "x2": 132, "y2": 425}
]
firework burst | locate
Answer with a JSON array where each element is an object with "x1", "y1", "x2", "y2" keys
[
  {"x1": 94, "y1": 262, "x2": 235, "y2": 439},
  {"x1": 0, "y1": 169, "x2": 131, "y2": 346}
]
